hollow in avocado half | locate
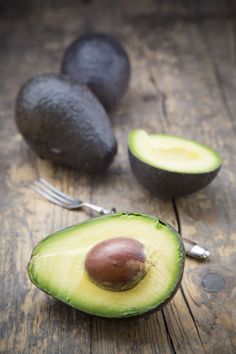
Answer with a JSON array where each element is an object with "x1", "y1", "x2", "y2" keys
[
  {"x1": 28, "y1": 213, "x2": 185, "y2": 318},
  {"x1": 128, "y1": 130, "x2": 222, "y2": 199}
]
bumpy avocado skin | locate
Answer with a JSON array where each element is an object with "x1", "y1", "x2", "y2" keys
[
  {"x1": 28, "y1": 212, "x2": 185, "y2": 318},
  {"x1": 15, "y1": 74, "x2": 117, "y2": 174},
  {"x1": 61, "y1": 33, "x2": 131, "y2": 112},
  {"x1": 129, "y1": 149, "x2": 221, "y2": 199}
]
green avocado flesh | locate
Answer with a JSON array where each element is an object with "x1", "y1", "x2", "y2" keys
[
  {"x1": 28, "y1": 213, "x2": 184, "y2": 318},
  {"x1": 128, "y1": 130, "x2": 222, "y2": 174}
]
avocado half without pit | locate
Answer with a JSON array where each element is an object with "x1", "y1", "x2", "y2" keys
[
  {"x1": 128, "y1": 130, "x2": 222, "y2": 199},
  {"x1": 28, "y1": 213, "x2": 185, "y2": 318}
]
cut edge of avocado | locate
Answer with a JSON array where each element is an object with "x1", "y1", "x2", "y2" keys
[
  {"x1": 128, "y1": 129, "x2": 222, "y2": 174},
  {"x1": 28, "y1": 212, "x2": 185, "y2": 318}
]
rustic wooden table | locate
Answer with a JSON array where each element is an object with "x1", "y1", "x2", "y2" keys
[{"x1": 0, "y1": 1, "x2": 235, "y2": 353}]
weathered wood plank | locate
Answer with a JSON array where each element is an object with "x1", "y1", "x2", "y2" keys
[
  {"x1": 0, "y1": 5, "x2": 93, "y2": 354},
  {"x1": 88, "y1": 30, "x2": 178, "y2": 354},
  {"x1": 137, "y1": 1, "x2": 236, "y2": 352},
  {"x1": 0, "y1": 1, "x2": 177, "y2": 354}
]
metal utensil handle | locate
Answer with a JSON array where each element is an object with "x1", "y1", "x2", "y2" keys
[
  {"x1": 183, "y1": 237, "x2": 210, "y2": 259},
  {"x1": 82, "y1": 203, "x2": 116, "y2": 215}
]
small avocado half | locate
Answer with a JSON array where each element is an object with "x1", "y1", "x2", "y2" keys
[
  {"x1": 61, "y1": 33, "x2": 131, "y2": 112},
  {"x1": 28, "y1": 213, "x2": 185, "y2": 318},
  {"x1": 128, "y1": 130, "x2": 222, "y2": 199},
  {"x1": 15, "y1": 74, "x2": 117, "y2": 174}
]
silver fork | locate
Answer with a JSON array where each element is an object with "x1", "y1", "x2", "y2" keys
[
  {"x1": 30, "y1": 178, "x2": 210, "y2": 260},
  {"x1": 31, "y1": 178, "x2": 116, "y2": 215}
]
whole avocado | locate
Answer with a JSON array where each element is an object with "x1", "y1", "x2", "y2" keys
[
  {"x1": 61, "y1": 33, "x2": 131, "y2": 112},
  {"x1": 15, "y1": 74, "x2": 117, "y2": 174}
]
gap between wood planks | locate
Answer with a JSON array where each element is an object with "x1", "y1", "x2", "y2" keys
[
  {"x1": 162, "y1": 309, "x2": 177, "y2": 354},
  {"x1": 172, "y1": 200, "x2": 207, "y2": 354}
]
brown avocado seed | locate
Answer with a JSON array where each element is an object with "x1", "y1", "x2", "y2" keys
[{"x1": 85, "y1": 237, "x2": 147, "y2": 291}]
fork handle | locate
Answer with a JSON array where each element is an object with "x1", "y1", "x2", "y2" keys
[
  {"x1": 82, "y1": 203, "x2": 116, "y2": 215},
  {"x1": 183, "y1": 237, "x2": 210, "y2": 259}
]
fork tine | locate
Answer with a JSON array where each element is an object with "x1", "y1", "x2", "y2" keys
[
  {"x1": 39, "y1": 178, "x2": 76, "y2": 202},
  {"x1": 33, "y1": 181, "x2": 72, "y2": 205},
  {"x1": 30, "y1": 184, "x2": 70, "y2": 208}
]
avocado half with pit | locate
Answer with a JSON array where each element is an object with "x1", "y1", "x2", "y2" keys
[
  {"x1": 128, "y1": 130, "x2": 222, "y2": 199},
  {"x1": 28, "y1": 213, "x2": 185, "y2": 318}
]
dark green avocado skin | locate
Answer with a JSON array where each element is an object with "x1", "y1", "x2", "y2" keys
[
  {"x1": 61, "y1": 33, "x2": 131, "y2": 112},
  {"x1": 129, "y1": 149, "x2": 221, "y2": 199},
  {"x1": 15, "y1": 74, "x2": 117, "y2": 174}
]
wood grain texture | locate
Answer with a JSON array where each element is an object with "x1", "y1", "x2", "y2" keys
[{"x1": 0, "y1": 0, "x2": 235, "y2": 353}]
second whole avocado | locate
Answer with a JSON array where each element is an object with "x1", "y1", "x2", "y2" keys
[
  {"x1": 61, "y1": 33, "x2": 131, "y2": 112},
  {"x1": 15, "y1": 74, "x2": 117, "y2": 174}
]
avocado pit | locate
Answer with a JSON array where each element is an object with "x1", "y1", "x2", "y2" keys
[{"x1": 85, "y1": 237, "x2": 147, "y2": 291}]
